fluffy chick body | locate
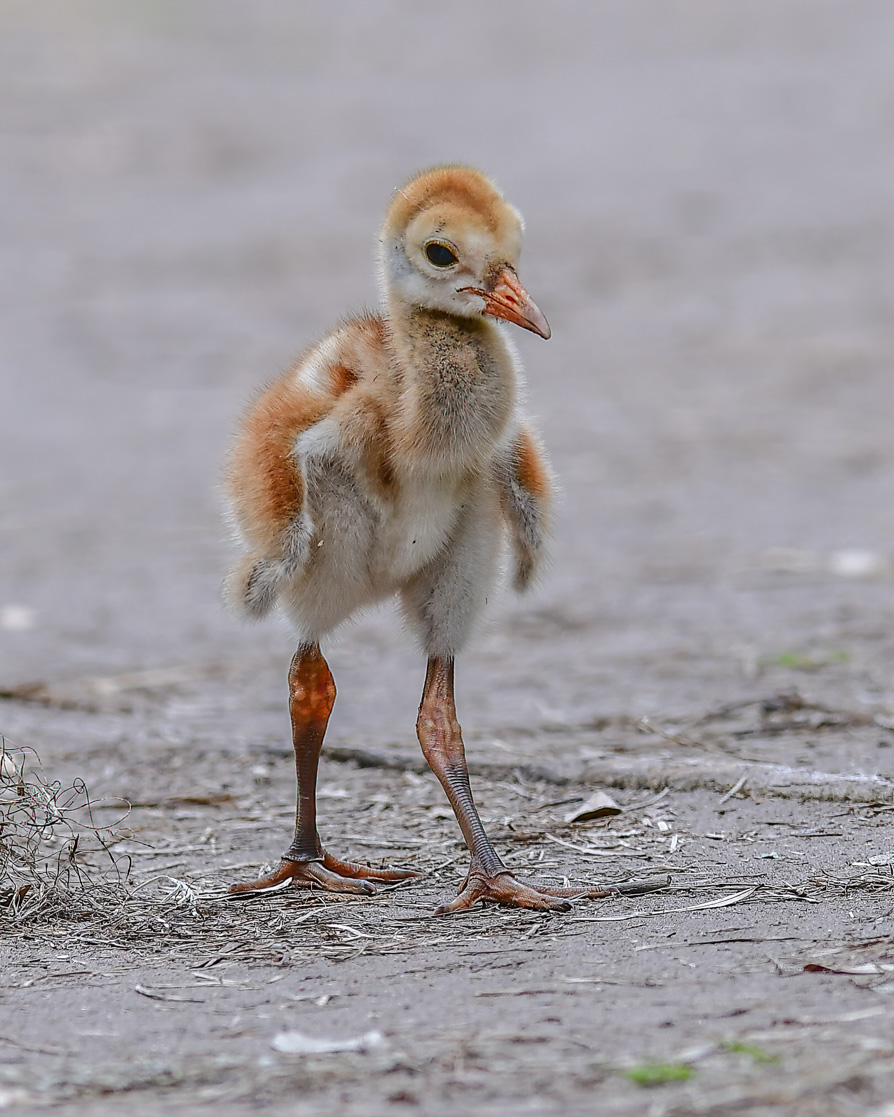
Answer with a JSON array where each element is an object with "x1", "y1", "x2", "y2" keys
[{"x1": 224, "y1": 166, "x2": 551, "y2": 658}]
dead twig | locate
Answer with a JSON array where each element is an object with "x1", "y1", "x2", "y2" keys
[
  {"x1": 572, "y1": 887, "x2": 759, "y2": 923},
  {"x1": 718, "y1": 775, "x2": 749, "y2": 806}
]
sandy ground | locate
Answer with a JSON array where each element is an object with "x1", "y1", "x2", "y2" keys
[{"x1": 3, "y1": 2, "x2": 894, "y2": 1113}]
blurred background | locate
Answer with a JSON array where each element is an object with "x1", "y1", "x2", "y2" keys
[{"x1": 2, "y1": 0, "x2": 894, "y2": 757}]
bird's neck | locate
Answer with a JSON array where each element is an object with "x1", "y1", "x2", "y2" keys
[{"x1": 385, "y1": 297, "x2": 517, "y2": 475}]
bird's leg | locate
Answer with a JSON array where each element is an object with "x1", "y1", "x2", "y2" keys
[
  {"x1": 417, "y1": 657, "x2": 614, "y2": 914},
  {"x1": 229, "y1": 644, "x2": 419, "y2": 897}
]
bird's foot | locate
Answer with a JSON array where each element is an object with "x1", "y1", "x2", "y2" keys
[
  {"x1": 229, "y1": 851, "x2": 420, "y2": 898},
  {"x1": 435, "y1": 866, "x2": 614, "y2": 915}
]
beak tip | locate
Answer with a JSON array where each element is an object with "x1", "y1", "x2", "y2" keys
[{"x1": 525, "y1": 307, "x2": 551, "y2": 340}]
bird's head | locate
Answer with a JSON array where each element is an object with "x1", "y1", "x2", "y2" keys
[{"x1": 379, "y1": 165, "x2": 550, "y2": 339}]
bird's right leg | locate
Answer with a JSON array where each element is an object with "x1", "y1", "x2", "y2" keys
[{"x1": 229, "y1": 643, "x2": 418, "y2": 896}]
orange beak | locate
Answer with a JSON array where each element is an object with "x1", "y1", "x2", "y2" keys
[{"x1": 460, "y1": 266, "x2": 551, "y2": 339}]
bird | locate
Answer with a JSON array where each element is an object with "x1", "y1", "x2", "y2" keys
[{"x1": 223, "y1": 165, "x2": 609, "y2": 912}]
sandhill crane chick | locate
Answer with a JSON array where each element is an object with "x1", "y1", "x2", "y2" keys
[{"x1": 224, "y1": 166, "x2": 609, "y2": 912}]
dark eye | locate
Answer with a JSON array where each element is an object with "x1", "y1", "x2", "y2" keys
[{"x1": 424, "y1": 241, "x2": 458, "y2": 268}]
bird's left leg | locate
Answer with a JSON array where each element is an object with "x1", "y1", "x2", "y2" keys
[
  {"x1": 230, "y1": 643, "x2": 419, "y2": 897},
  {"x1": 416, "y1": 657, "x2": 613, "y2": 914}
]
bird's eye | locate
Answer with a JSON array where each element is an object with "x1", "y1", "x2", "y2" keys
[{"x1": 424, "y1": 241, "x2": 458, "y2": 268}]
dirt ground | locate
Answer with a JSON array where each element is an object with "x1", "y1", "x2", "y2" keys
[{"x1": 3, "y1": 2, "x2": 894, "y2": 1114}]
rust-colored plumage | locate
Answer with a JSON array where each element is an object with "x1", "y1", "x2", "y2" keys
[
  {"x1": 227, "y1": 378, "x2": 322, "y2": 548},
  {"x1": 224, "y1": 167, "x2": 607, "y2": 913}
]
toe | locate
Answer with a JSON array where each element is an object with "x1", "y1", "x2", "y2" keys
[
  {"x1": 303, "y1": 863, "x2": 377, "y2": 894},
  {"x1": 322, "y1": 854, "x2": 420, "y2": 882},
  {"x1": 228, "y1": 862, "x2": 301, "y2": 896},
  {"x1": 495, "y1": 884, "x2": 572, "y2": 912},
  {"x1": 433, "y1": 890, "x2": 477, "y2": 916}
]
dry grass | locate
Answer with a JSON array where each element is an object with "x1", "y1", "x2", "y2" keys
[{"x1": 0, "y1": 739, "x2": 134, "y2": 926}]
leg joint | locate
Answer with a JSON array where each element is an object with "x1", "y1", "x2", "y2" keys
[{"x1": 288, "y1": 646, "x2": 336, "y2": 719}]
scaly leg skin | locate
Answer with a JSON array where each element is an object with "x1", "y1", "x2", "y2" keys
[
  {"x1": 416, "y1": 657, "x2": 615, "y2": 915},
  {"x1": 229, "y1": 644, "x2": 419, "y2": 898}
]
